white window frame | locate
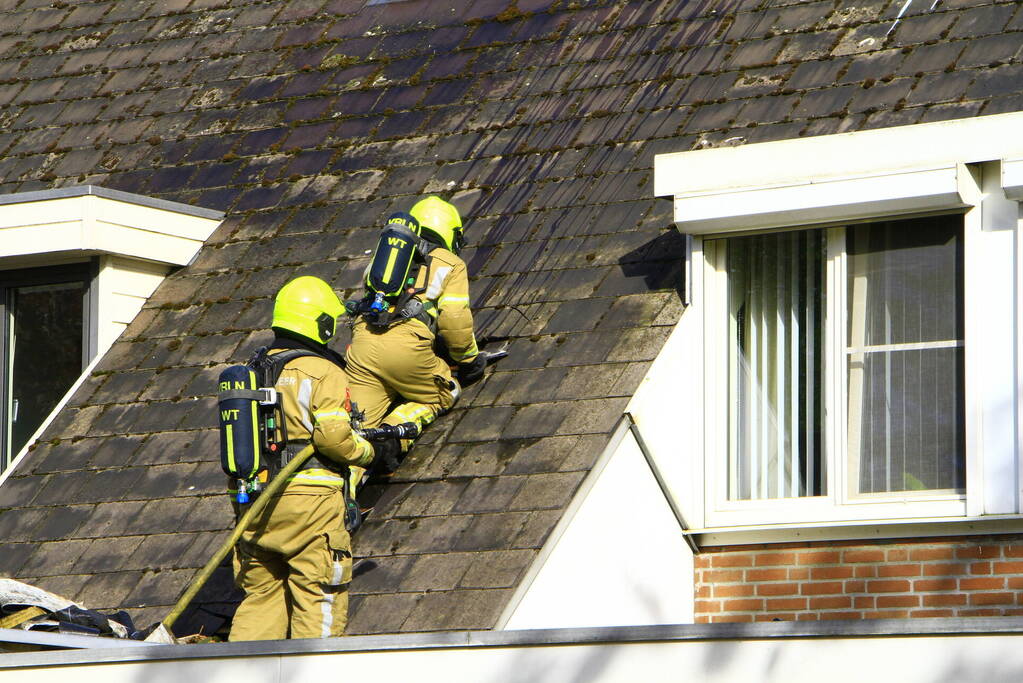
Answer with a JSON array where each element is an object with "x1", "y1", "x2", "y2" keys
[
  {"x1": 638, "y1": 112, "x2": 1023, "y2": 536},
  {"x1": 701, "y1": 214, "x2": 969, "y2": 527}
]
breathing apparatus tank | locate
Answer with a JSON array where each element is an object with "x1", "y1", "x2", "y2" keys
[
  {"x1": 217, "y1": 364, "x2": 266, "y2": 504},
  {"x1": 347, "y1": 212, "x2": 431, "y2": 328},
  {"x1": 218, "y1": 348, "x2": 318, "y2": 503}
]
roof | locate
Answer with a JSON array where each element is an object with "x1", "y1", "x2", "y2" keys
[{"x1": 0, "y1": 0, "x2": 1020, "y2": 637}]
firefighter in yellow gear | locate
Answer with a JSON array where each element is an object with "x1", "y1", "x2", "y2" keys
[
  {"x1": 229, "y1": 276, "x2": 377, "y2": 641},
  {"x1": 345, "y1": 196, "x2": 485, "y2": 485}
]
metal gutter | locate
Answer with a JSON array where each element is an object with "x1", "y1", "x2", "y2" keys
[
  {"x1": 4, "y1": 618, "x2": 1023, "y2": 669},
  {"x1": 0, "y1": 628, "x2": 159, "y2": 651},
  {"x1": 0, "y1": 185, "x2": 225, "y2": 220}
]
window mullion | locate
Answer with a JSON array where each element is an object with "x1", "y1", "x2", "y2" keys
[{"x1": 827, "y1": 227, "x2": 846, "y2": 506}]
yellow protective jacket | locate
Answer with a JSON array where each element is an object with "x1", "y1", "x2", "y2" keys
[
  {"x1": 271, "y1": 350, "x2": 374, "y2": 488},
  {"x1": 413, "y1": 247, "x2": 478, "y2": 363}
]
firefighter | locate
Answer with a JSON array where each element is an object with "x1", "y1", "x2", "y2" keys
[
  {"x1": 345, "y1": 196, "x2": 485, "y2": 482},
  {"x1": 229, "y1": 275, "x2": 377, "y2": 641}
]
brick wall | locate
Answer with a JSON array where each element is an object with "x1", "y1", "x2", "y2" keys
[{"x1": 694, "y1": 535, "x2": 1023, "y2": 623}]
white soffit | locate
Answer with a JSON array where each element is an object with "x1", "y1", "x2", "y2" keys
[
  {"x1": 672, "y1": 164, "x2": 972, "y2": 234},
  {"x1": 1003, "y1": 158, "x2": 1023, "y2": 200},
  {"x1": 654, "y1": 111, "x2": 1023, "y2": 233},
  {"x1": 0, "y1": 186, "x2": 224, "y2": 266}
]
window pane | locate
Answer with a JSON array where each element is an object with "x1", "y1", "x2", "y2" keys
[
  {"x1": 846, "y1": 216, "x2": 964, "y2": 494},
  {"x1": 724, "y1": 230, "x2": 825, "y2": 500},
  {"x1": 9, "y1": 281, "x2": 85, "y2": 456}
]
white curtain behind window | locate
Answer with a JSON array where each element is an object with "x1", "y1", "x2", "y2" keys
[
  {"x1": 725, "y1": 231, "x2": 824, "y2": 500},
  {"x1": 846, "y1": 216, "x2": 964, "y2": 495}
]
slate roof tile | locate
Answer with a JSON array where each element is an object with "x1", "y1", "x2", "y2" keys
[
  {"x1": 140, "y1": 307, "x2": 202, "y2": 339},
  {"x1": 542, "y1": 297, "x2": 611, "y2": 334},
  {"x1": 959, "y1": 32, "x2": 1023, "y2": 67},
  {"x1": 509, "y1": 471, "x2": 586, "y2": 511},
  {"x1": 177, "y1": 530, "x2": 231, "y2": 569},
  {"x1": 839, "y1": 48, "x2": 906, "y2": 84},
  {"x1": 906, "y1": 71, "x2": 975, "y2": 105},
  {"x1": 983, "y1": 92, "x2": 1023, "y2": 115},
  {"x1": 727, "y1": 36, "x2": 789, "y2": 70},
  {"x1": 73, "y1": 536, "x2": 145, "y2": 574},
  {"x1": 230, "y1": 49, "x2": 285, "y2": 79},
  {"x1": 34, "y1": 504, "x2": 94, "y2": 541},
  {"x1": 728, "y1": 64, "x2": 791, "y2": 98},
  {"x1": 88, "y1": 403, "x2": 147, "y2": 436},
  {"x1": 792, "y1": 83, "x2": 861, "y2": 119},
  {"x1": 69, "y1": 571, "x2": 139, "y2": 612},
  {"x1": 16, "y1": 539, "x2": 88, "y2": 578},
  {"x1": 398, "y1": 552, "x2": 475, "y2": 593},
  {"x1": 391, "y1": 480, "x2": 470, "y2": 518},
  {"x1": 444, "y1": 405, "x2": 514, "y2": 443},
  {"x1": 917, "y1": 99, "x2": 985, "y2": 121},
  {"x1": 454, "y1": 511, "x2": 531, "y2": 552},
  {"x1": 131, "y1": 496, "x2": 199, "y2": 536},
  {"x1": 862, "y1": 106, "x2": 926, "y2": 129},
  {"x1": 402, "y1": 587, "x2": 510, "y2": 631},
  {"x1": 122, "y1": 568, "x2": 194, "y2": 610},
  {"x1": 948, "y1": 3, "x2": 1018, "y2": 38},
  {"x1": 439, "y1": 439, "x2": 518, "y2": 479},
  {"x1": 0, "y1": 473, "x2": 39, "y2": 509},
  {"x1": 900, "y1": 41, "x2": 967, "y2": 75},
  {"x1": 398, "y1": 514, "x2": 475, "y2": 555},
  {"x1": 850, "y1": 77, "x2": 916, "y2": 111},
  {"x1": 496, "y1": 436, "x2": 576, "y2": 476},
  {"x1": 891, "y1": 11, "x2": 960, "y2": 45},
  {"x1": 512, "y1": 508, "x2": 562, "y2": 549},
  {"x1": 89, "y1": 435, "x2": 147, "y2": 469},
  {"x1": 38, "y1": 404, "x2": 104, "y2": 441},
  {"x1": 968, "y1": 64, "x2": 1023, "y2": 98},
  {"x1": 459, "y1": 549, "x2": 533, "y2": 590},
  {"x1": 0, "y1": 507, "x2": 48, "y2": 544},
  {"x1": 349, "y1": 555, "x2": 416, "y2": 595},
  {"x1": 124, "y1": 531, "x2": 204, "y2": 572},
  {"x1": 127, "y1": 463, "x2": 204, "y2": 500},
  {"x1": 453, "y1": 476, "x2": 527, "y2": 514},
  {"x1": 345, "y1": 593, "x2": 420, "y2": 634},
  {"x1": 25, "y1": 573, "x2": 92, "y2": 607},
  {"x1": 0, "y1": 83, "x2": 24, "y2": 108},
  {"x1": 31, "y1": 437, "x2": 96, "y2": 474},
  {"x1": 355, "y1": 517, "x2": 415, "y2": 556},
  {"x1": 99, "y1": 20, "x2": 152, "y2": 46},
  {"x1": 559, "y1": 397, "x2": 630, "y2": 435},
  {"x1": 503, "y1": 402, "x2": 572, "y2": 439},
  {"x1": 75, "y1": 467, "x2": 147, "y2": 504}
]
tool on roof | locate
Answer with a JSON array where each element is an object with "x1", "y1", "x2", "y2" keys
[{"x1": 145, "y1": 443, "x2": 316, "y2": 643}]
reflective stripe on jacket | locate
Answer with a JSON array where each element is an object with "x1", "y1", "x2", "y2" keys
[
  {"x1": 413, "y1": 247, "x2": 478, "y2": 362},
  {"x1": 272, "y1": 351, "x2": 374, "y2": 487}
]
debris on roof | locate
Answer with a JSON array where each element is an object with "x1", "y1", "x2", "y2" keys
[{"x1": 0, "y1": 579, "x2": 149, "y2": 642}]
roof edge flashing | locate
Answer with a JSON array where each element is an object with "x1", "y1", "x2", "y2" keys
[
  {"x1": 0, "y1": 185, "x2": 224, "y2": 221},
  {"x1": 0, "y1": 185, "x2": 224, "y2": 267}
]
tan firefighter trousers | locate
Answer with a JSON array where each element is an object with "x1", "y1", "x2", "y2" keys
[
  {"x1": 346, "y1": 320, "x2": 458, "y2": 430},
  {"x1": 229, "y1": 485, "x2": 352, "y2": 640}
]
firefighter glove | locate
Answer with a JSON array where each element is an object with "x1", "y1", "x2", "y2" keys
[
  {"x1": 371, "y1": 436, "x2": 403, "y2": 473},
  {"x1": 456, "y1": 354, "x2": 487, "y2": 387}
]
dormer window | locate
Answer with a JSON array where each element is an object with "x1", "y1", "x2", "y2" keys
[
  {"x1": 643, "y1": 112, "x2": 1023, "y2": 540},
  {"x1": 0, "y1": 187, "x2": 222, "y2": 472}
]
